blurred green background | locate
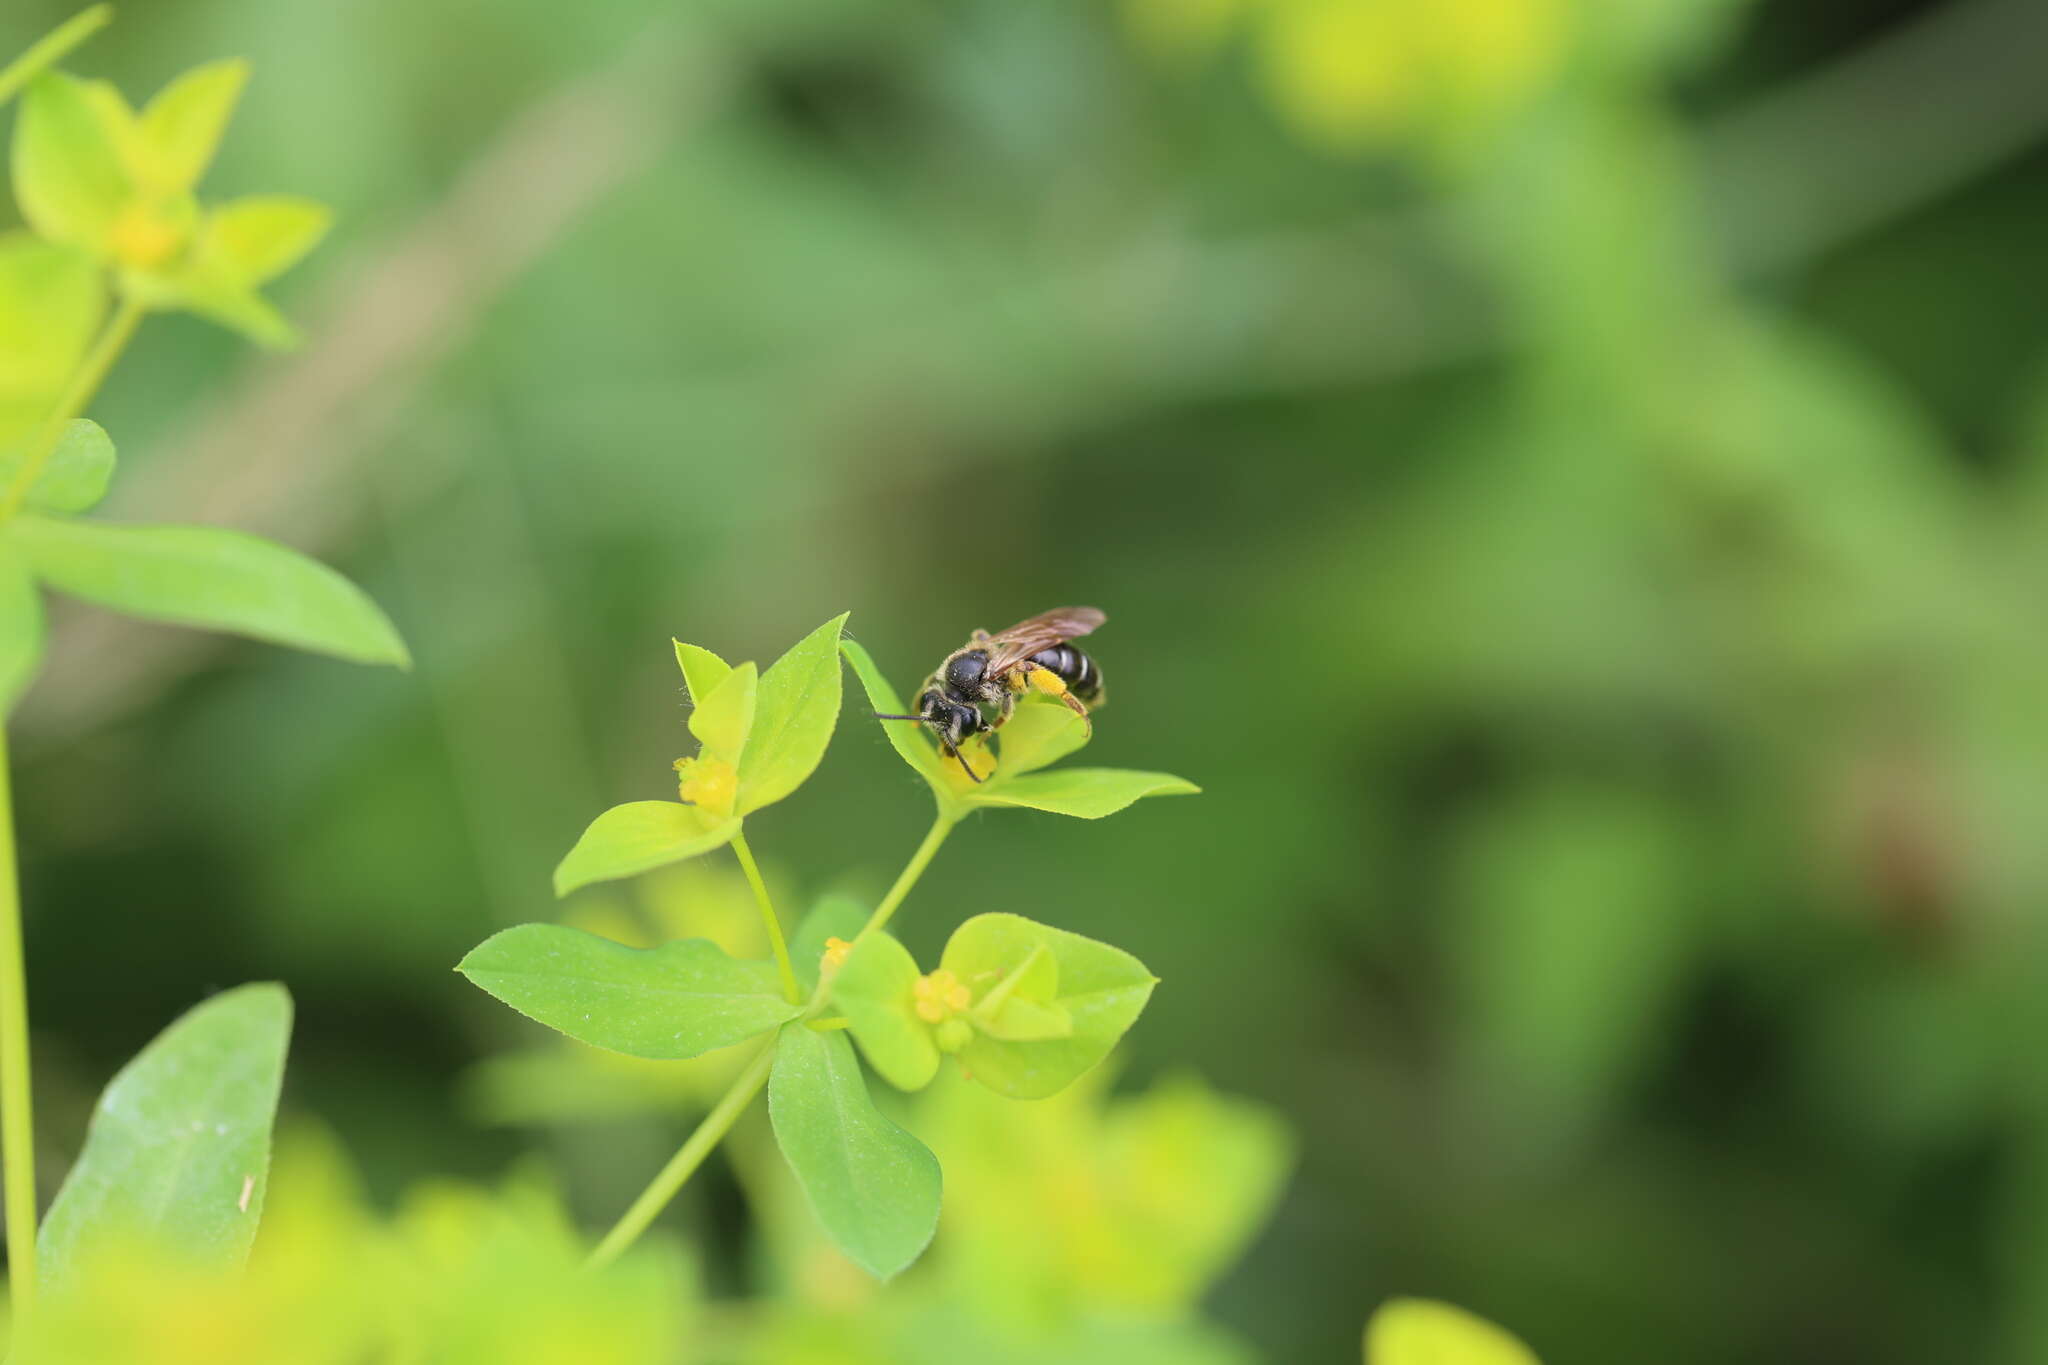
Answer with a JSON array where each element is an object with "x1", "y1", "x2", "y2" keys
[{"x1": 9, "y1": 0, "x2": 2048, "y2": 1359}]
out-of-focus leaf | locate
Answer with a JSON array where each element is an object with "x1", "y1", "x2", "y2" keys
[
  {"x1": 11, "y1": 72, "x2": 127, "y2": 252},
  {"x1": 970, "y1": 767, "x2": 1199, "y2": 819},
  {"x1": 1365, "y1": 1298, "x2": 1541, "y2": 1365},
  {"x1": 200, "y1": 195, "x2": 329, "y2": 283},
  {"x1": 0, "y1": 234, "x2": 104, "y2": 438},
  {"x1": 135, "y1": 59, "x2": 247, "y2": 194},
  {"x1": 942, "y1": 913, "x2": 1156, "y2": 1099},
  {"x1": 768, "y1": 1021, "x2": 941, "y2": 1279},
  {"x1": 553, "y1": 801, "x2": 741, "y2": 896},
  {"x1": 39, "y1": 983, "x2": 292, "y2": 1292},
  {"x1": 0, "y1": 417, "x2": 116, "y2": 512},
  {"x1": 11, "y1": 515, "x2": 409, "y2": 665},
  {"x1": 458, "y1": 925, "x2": 799, "y2": 1059},
  {"x1": 736, "y1": 611, "x2": 847, "y2": 814},
  {"x1": 0, "y1": 547, "x2": 43, "y2": 711},
  {"x1": 1448, "y1": 783, "x2": 1691, "y2": 1158},
  {"x1": 834, "y1": 931, "x2": 939, "y2": 1091}
]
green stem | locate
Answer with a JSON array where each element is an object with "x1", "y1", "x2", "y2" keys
[
  {"x1": 856, "y1": 811, "x2": 956, "y2": 944},
  {"x1": 0, "y1": 5, "x2": 113, "y2": 108},
  {"x1": 583, "y1": 1038, "x2": 775, "y2": 1272},
  {"x1": 729, "y1": 830, "x2": 799, "y2": 1005},
  {"x1": 0, "y1": 295, "x2": 145, "y2": 522},
  {"x1": 0, "y1": 729, "x2": 35, "y2": 1324},
  {"x1": 585, "y1": 807, "x2": 963, "y2": 1269}
]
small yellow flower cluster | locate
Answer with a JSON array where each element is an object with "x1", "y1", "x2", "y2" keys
[{"x1": 912, "y1": 968, "x2": 972, "y2": 1023}]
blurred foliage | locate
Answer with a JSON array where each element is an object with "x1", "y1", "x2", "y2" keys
[{"x1": 7, "y1": 0, "x2": 2048, "y2": 1359}]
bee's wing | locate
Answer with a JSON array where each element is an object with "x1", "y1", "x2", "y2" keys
[{"x1": 980, "y1": 606, "x2": 1107, "y2": 674}]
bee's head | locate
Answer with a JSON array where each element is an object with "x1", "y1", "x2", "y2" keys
[{"x1": 918, "y1": 688, "x2": 985, "y2": 748}]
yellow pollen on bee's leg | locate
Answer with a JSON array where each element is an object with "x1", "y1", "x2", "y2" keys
[{"x1": 1027, "y1": 667, "x2": 1067, "y2": 696}]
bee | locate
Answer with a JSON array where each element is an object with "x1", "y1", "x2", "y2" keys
[{"x1": 876, "y1": 606, "x2": 1107, "y2": 782}]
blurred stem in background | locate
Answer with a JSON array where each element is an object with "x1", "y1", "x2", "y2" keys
[
  {"x1": 0, "y1": 730, "x2": 34, "y2": 1323},
  {"x1": 0, "y1": 292, "x2": 149, "y2": 1323},
  {"x1": 729, "y1": 832, "x2": 799, "y2": 1005},
  {"x1": 585, "y1": 809, "x2": 959, "y2": 1268}
]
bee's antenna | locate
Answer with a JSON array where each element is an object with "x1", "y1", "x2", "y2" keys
[
  {"x1": 871, "y1": 712, "x2": 926, "y2": 721},
  {"x1": 941, "y1": 740, "x2": 985, "y2": 784}
]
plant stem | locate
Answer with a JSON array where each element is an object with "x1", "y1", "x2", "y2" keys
[
  {"x1": 583, "y1": 1038, "x2": 776, "y2": 1272},
  {"x1": 729, "y1": 831, "x2": 799, "y2": 1005},
  {"x1": 0, "y1": 5, "x2": 113, "y2": 108},
  {"x1": 0, "y1": 728, "x2": 36, "y2": 1324},
  {"x1": 0, "y1": 295, "x2": 145, "y2": 522},
  {"x1": 857, "y1": 810, "x2": 956, "y2": 944}
]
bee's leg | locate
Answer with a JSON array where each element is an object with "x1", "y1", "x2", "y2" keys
[
  {"x1": 939, "y1": 737, "x2": 984, "y2": 784},
  {"x1": 1024, "y1": 667, "x2": 1093, "y2": 735}
]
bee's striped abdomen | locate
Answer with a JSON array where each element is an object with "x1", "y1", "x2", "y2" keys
[{"x1": 1031, "y1": 645, "x2": 1103, "y2": 703}]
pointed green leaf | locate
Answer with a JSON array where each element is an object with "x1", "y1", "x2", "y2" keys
[
  {"x1": 136, "y1": 59, "x2": 247, "y2": 194},
  {"x1": 459, "y1": 925, "x2": 798, "y2": 1059},
  {"x1": 673, "y1": 640, "x2": 732, "y2": 704},
  {"x1": 12, "y1": 72, "x2": 128, "y2": 252},
  {"x1": 0, "y1": 547, "x2": 43, "y2": 711},
  {"x1": 200, "y1": 195, "x2": 329, "y2": 284},
  {"x1": 768, "y1": 1022, "x2": 941, "y2": 1279},
  {"x1": 159, "y1": 269, "x2": 299, "y2": 348},
  {"x1": 839, "y1": 636, "x2": 947, "y2": 789},
  {"x1": 989, "y1": 698, "x2": 1089, "y2": 778},
  {"x1": 553, "y1": 800, "x2": 740, "y2": 896},
  {"x1": 38, "y1": 983, "x2": 292, "y2": 1292},
  {"x1": 943, "y1": 913, "x2": 1156, "y2": 1099},
  {"x1": 971, "y1": 767, "x2": 1199, "y2": 819},
  {"x1": 0, "y1": 7, "x2": 113, "y2": 110},
  {"x1": 1365, "y1": 1299, "x2": 1542, "y2": 1365},
  {"x1": 688, "y1": 659, "x2": 756, "y2": 762},
  {"x1": 737, "y1": 612, "x2": 847, "y2": 815},
  {"x1": 793, "y1": 894, "x2": 870, "y2": 992},
  {"x1": 0, "y1": 417, "x2": 116, "y2": 513},
  {"x1": 834, "y1": 931, "x2": 940, "y2": 1091},
  {"x1": 12, "y1": 515, "x2": 408, "y2": 665}
]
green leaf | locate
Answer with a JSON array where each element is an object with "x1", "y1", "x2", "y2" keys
[
  {"x1": 553, "y1": 800, "x2": 740, "y2": 896},
  {"x1": 688, "y1": 660, "x2": 756, "y2": 762},
  {"x1": 736, "y1": 611, "x2": 847, "y2": 815},
  {"x1": 11, "y1": 516, "x2": 409, "y2": 665},
  {"x1": 989, "y1": 698, "x2": 1090, "y2": 778},
  {"x1": 0, "y1": 7, "x2": 113, "y2": 110},
  {"x1": 38, "y1": 983, "x2": 292, "y2": 1292},
  {"x1": 943, "y1": 913, "x2": 1156, "y2": 1099},
  {"x1": 970, "y1": 767, "x2": 1200, "y2": 819},
  {"x1": 673, "y1": 640, "x2": 732, "y2": 704},
  {"x1": 0, "y1": 546, "x2": 43, "y2": 711},
  {"x1": 136, "y1": 59, "x2": 247, "y2": 194},
  {"x1": 200, "y1": 195, "x2": 329, "y2": 284},
  {"x1": 458, "y1": 925, "x2": 799, "y2": 1060},
  {"x1": 1365, "y1": 1299, "x2": 1541, "y2": 1365},
  {"x1": 792, "y1": 894, "x2": 869, "y2": 992},
  {"x1": 12, "y1": 72, "x2": 128, "y2": 252},
  {"x1": 834, "y1": 931, "x2": 940, "y2": 1092},
  {"x1": 158, "y1": 270, "x2": 298, "y2": 349},
  {"x1": 839, "y1": 636, "x2": 947, "y2": 790},
  {"x1": 0, "y1": 234, "x2": 104, "y2": 429},
  {"x1": 0, "y1": 418, "x2": 116, "y2": 512},
  {"x1": 768, "y1": 1021, "x2": 941, "y2": 1279}
]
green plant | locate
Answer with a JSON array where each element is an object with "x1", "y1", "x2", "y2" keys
[
  {"x1": 0, "y1": 7, "x2": 405, "y2": 1335},
  {"x1": 461, "y1": 620, "x2": 1198, "y2": 1278}
]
